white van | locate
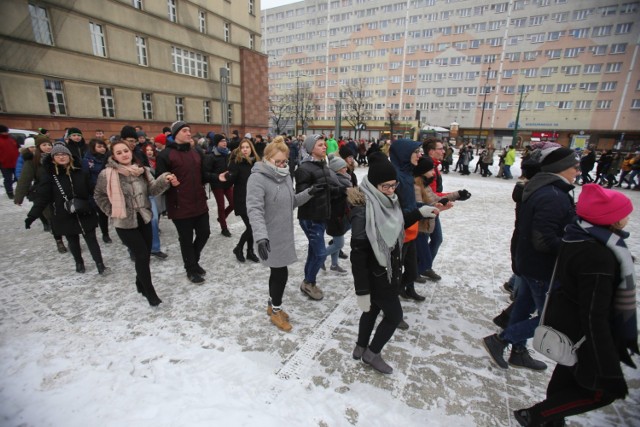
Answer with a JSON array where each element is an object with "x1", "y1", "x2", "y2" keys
[{"x1": 9, "y1": 129, "x2": 38, "y2": 146}]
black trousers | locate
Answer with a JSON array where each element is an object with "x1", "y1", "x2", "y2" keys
[
  {"x1": 357, "y1": 286, "x2": 403, "y2": 354},
  {"x1": 116, "y1": 216, "x2": 161, "y2": 305},
  {"x1": 172, "y1": 212, "x2": 210, "y2": 273},
  {"x1": 401, "y1": 239, "x2": 418, "y2": 289},
  {"x1": 237, "y1": 213, "x2": 254, "y2": 251},
  {"x1": 1, "y1": 168, "x2": 15, "y2": 196},
  {"x1": 269, "y1": 266, "x2": 288, "y2": 307},
  {"x1": 66, "y1": 229, "x2": 103, "y2": 265},
  {"x1": 97, "y1": 209, "x2": 110, "y2": 237}
]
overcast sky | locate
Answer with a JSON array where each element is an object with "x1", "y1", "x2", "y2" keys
[{"x1": 261, "y1": 0, "x2": 300, "y2": 10}]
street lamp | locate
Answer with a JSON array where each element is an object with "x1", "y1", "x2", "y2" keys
[
  {"x1": 512, "y1": 85, "x2": 525, "y2": 147},
  {"x1": 478, "y1": 66, "x2": 491, "y2": 147},
  {"x1": 295, "y1": 72, "x2": 306, "y2": 136}
]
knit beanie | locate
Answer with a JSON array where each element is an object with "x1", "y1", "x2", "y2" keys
[
  {"x1": 244, "y1": 132, "x2": 252, "y2": 139},
  {"x1": 67, "y1": 127, "x2": 82, "y2": 136},
  {"x1": 120, "y1": 125, "x2": 138, "y2": 140},
  {"x1": 212, "y1": 134, "x2": 224, "y2": 146},
  {"x1": 540, "y1": 147, "x2": 579, "y2": 173},
  {"x1": 577, "y1": 184, "x2": 633, "y2": 226},
  {"x1": 38, "y1": 127, "x2": 48, "y2": 134},
  {"x1": 206, "y1": 131, "x2": 216, "y2": 141},
  {"x1": 136, "y1": 130, "x2": 146, "y2": 138},
  {"x1": 413, "y1": 156, "x2": 435, "y2": 177},
  {"x1": 23, "y1": 137, "x2": 36, "y2": 149},
  {"x1": 50, "y1": 143, "x2": 72, "y2": 157},
  {"x1": 153, "y1": 134, "x2": 167, "y2": 145},
  {"x1": 35, "y1": 134, "x2": 51, "y2": 146},
  {"x1": 339, "y1": 146, "x2": 354, "y2": 159},
  {"x1": 171, "y1": 120, "x2": 188, "y2": 138},
  {"x1": 329, "y1": 155, "x2": 347, "y2": 172},
  {"x1": 368, "y1": 152, "x2": 397, "y2": 186},
  {"x1": 303, "y1": 134, "x2": 323, "y2": 154}
]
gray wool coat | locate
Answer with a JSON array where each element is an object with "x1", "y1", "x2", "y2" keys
[
  {"x1": 246, "y1": 161, "x2": 313, "y2": 268},
  {"x1": 94, "y1": 159, "x2": 171, "y2": 229}
]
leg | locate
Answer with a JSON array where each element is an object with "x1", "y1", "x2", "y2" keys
[
  {"x1": 172, "y1": 217, "x2": 197, "y2": 272},
  {"x1": 82, "y1": 228, "x2": 104, "y2": 265},
  {"x1": 223, "y1": 187, "x2": 234, "y2": 219},
  {"x1": 192, "y1": 212, "x2": 211, "y2": 266},
  {"x1": 149, "y1": 196, "x2": 161, "y2": 253},
  {"x1": 299, "y1": 219, "x2": 326, "y2": 284},
  {"x1": 356, "y1": 304, "x2": 383, "y2": 349},
  {"x1": 1, "y1": 168, "x2": 15, "y2": 197},
  {"x1": 212, "y1": 188, "x2": 228, "y2": 230},
  {"x1": 415, "y1": 232, "x2": 432, "y2": 273},
  {"x1": 268, "y1": 266, "x2": 289, "y2": 307},
  {"x1": 428, "y1": 217, "x2": 443, "y2": 262},
  {"x1": 368, "y1": 290, "x2": 403, "y2": 353},
  {"x1": 65, "y1": 234, "x2": 83, "y2": 264}
]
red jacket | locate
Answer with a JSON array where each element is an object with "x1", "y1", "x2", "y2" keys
[{"x1": 0, "y1": 134, "x2": 19, "y2": 168}]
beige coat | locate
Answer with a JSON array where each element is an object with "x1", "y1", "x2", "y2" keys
[{"x1": 414, "y1": 176, "x2": 438, "y2": 233}]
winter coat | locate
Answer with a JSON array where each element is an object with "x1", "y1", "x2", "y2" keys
[
  {"x1": 326, "y1": 172, "x2": 352, "y2": 237},
  {"x1": 580, "y1": 151, "x2": 596, "y2": 172},
  {"x1": 156, "y1": 140, "x2": 209, "y2": 220},
  {"x1": 295, "y1": 157, "x2": 340, "y2": 221},
  {"x1": 28, "y1": 156, "x2": 97, "y2": 236},
  {"x1": 15, "y1": 149, "x2": 28, "y2": 179},
  {"x1": 227, "y1": 157, "x2": 254, "y2": 217},
  {"x1": 14, "y1": 152, "x2": 45, "y2": 205},
  {"x1": 67, "y1": 139, "x2": 87, "y2": 167},
  {"x1": 81, "y1": 151, "x2": 108, "y2": 188},
  {"x1": 504, "y1": 148, "x2": 516, "y2": 166},
  {"x1": 246, "y1": 161, "x2": 313, "y2": 268},
  {"x1": 413, "y1": 176, "x2": 438, "y2": 233},
  {"x1": 203, "y1": 146, "x2": 233, "y2": 190},
  {"x1": 347, "y1": 187, "x2": 403, "y2": 295},
  {"x1": 596, "y1": 152, "x2": 613, "y2": 175},
  {"x1": 515, "y1": 172, "x2": 575, "y2": 280},
  {"x1": 94, "y1": 158, "x2": 171, "y2": 229},
  {"x1": 545, "y1": 236, "x2": 628, "y2": 398},
  {"x1": 0, "y1": 134, "x2": 19, "y2": 168},
  {"x1": 254, "y1": 141, "x2": 266, "y2": 159},
  {"x1": 481, "y1": 149, "x2": 494, "y2": 165},
  {"x1": 389, "y1": 138, "x2": 422, "y2": 213},
  {"x1": 288, "y1": 140, "x2": 301, "y2": 165}
]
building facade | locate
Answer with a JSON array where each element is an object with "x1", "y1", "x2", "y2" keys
[
  {"x1": 263, "y1": 0, "x2": 640, "y2": 149},
  {"x1": 0, "y1": 0, "x2": 269, "y2": 139}
]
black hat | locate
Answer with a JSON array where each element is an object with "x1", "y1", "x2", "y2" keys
[
  {"x1": 540, "y1": 147, "x2": 579, "y2": 173},
  {"x1": 413, "y1": 156, "x2": 434, "y2": 177},
  {"x1": 120, "y1": 125, "x2": 138, "y2": 140},
  {"x1": 367, "y1": 152, "x2": 397, "y2": 187},
  {"x1": 339, "y1": 146, "x2": 353, "y2": 159},
  {"x1": 171, "y1": 121, "x2": 188, "y2": 138},
  {"x1": 67, "y1": 127, "x2": 82, "y2": 136},
  {"x1": 162, "y1": 126, "x2": 171, "y2": 134}
]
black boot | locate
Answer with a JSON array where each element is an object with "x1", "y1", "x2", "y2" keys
[
  {"x1": 56, "y1": 239, "x2": 67, "y2": 253},
  {"x1": 246, "y1": 248, "x2": 260, "y2": 263},
  {"x1": 135, "y1": 278, "x2": 146, "y2": 296},
  {"x1": 96, "y1": 262, "x2": 109, "y2": 275},
  {"x1": 233, "y1": 245, "x2": 246, "y2": 262},
  {"x1": 102, "y1": 234, "x2": 112, "y2": 244},
  {"x1": 405, "y1": 285, "x2": 426, "y2": 302},
  {"x1": 76, "y1": 261, "x2": 85, "y2": 273}
]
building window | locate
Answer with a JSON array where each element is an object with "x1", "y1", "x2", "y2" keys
[
  {"x1": 198, "y1": 11, "x2": 206, "y2": 33},
  {"x1": 570, "y1": 28, "x2": 590, "y2": 38},
  {"x1": 601, "y1": 81, "x2": 617, "y2": 92},
  {"x1": 132, "y1": 0, "x2": 143, "y2": 9},
  {"x1": 596, "y1": 100, "x2": 612, "y2": 109},
  {"x1": 29, "y1": 4, "x2": 53, "y2": 45},
  {"x1": 584, "y1": 64, "x2": 602, "y2": 74},
  {"x1": 616, "y1": 23, "x2": 633, "y2": 34},
  {"x1": 90, "y1": 22, "x2": 107, "y2": 57},
  {"x1": 631, "y1": 99, "x2": 640, "y2": 109},
  {"x1": 592, "y1": 26, "x2": 613, "y2": 37},
  {"x1": 591, "y1": 45, "x2": 607, "y2": 56},
  {"x1": 579, "y1": 82, "x2": 598, "y2": 92},
  {"x1": 575, "y1": 100, "x2": 592, "y2": 110},
  {"x1": 135, "y1": 36, "x2": 147, "y2": 66},
  {"x1": 606, "y1": 62, "x2": 622, "y2": 73},
  {"x1": 610, "y1": 43, "x2": 627, "y2": 54},
  {"x1": 558, "y1": 101, "x2": 572, "y2": 109},
  {"x1": 171, "y1": 47, "x2": 208, "y2": 78},
  {"x1": 141, "y1": 93, "x2": 153, "y2": 119},
  {"x1": 175, "y1": 97, "x2": 184, "y2": 121},
  {"x1": 546, "y1": 49, "x2": 561, "y2": 59},
  {"x1": 249, "y1": 0, "x2": 255, "y2": 15},
  {"x1": 99, "y1": 87, "x2": 115, "y2": 118},
  {"x1": 203, "y1": 100, "x2": 211, "y2": 122},
  {"x1": 249, "y1": 34, "x2": 255, "y2": 50},
  {"x1": 224, "y1": 22, "x2": 230, "y2": 42},
  {"x1": 44, "y1": 79, "x2": 66, "y2": 115},
  {"x1": 168, "y1": 0, "x2": 177, "y2": 23},
  {"x1": 556, "y1": 83, "x2": 574, "y2": 93}
]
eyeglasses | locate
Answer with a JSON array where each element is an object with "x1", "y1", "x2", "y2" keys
[
  {"x1": 379, "y1": 182, "x2": 398, "y2": 191},
  {"x1": 274, "y1": 159, "x2": 289, "y2": 167},
  {"x1": 124, "y1": 138, "x2": 137, "y2": 144}
]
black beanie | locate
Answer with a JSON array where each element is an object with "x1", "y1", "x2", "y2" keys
[
  {"x1": 368, "y1": 152, "x2": 397, "y2": 186},
  {"x1": 540, "y1": 147, "x2": 578, "y2": 173},
  {"x1": 67, "y1": 127, "x2": 82, "y2": 136},
  {"x1": 120, "y1": 125, "x2": 138, "y2": 140},
  {"x1": 413, "y1": 156, "x2": 434, "y2": 177},
  {"x1": 339, "y1": 146, "x2": 353, "y2": 159},
  {"x1": 171, "y1": 121, "x2": 188, "y2": 138}
]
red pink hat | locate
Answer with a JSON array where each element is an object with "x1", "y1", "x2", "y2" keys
[{"x1": 577, "y1": 184, "x2": 633, "y2": 226}]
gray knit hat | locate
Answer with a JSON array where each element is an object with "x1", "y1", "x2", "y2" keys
[
  {"x1": 540, "y1": 147, "x2": 579, "y2": 173},
  {"x1": 329, "y1": 155, "x2": 347, "y2": 172},
  {"x1": 171, "y1": 120, "x2": 189, "y2": 138},
  {"x1": 51, "y1": 143, "x2": 72, "y2": 157},
  {"x1": 303, "y1": 134, "x2": 323, "y2": 154}
]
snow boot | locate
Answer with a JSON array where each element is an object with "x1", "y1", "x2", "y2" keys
[
  {"x1": 233, "y1": 245, "x2": 245, "y2": 262},
  {"x1": 56, "y1": 239, "x2": 67, "y2": 253},
  {"x1": 482, "y1": 334, "x2": 509, "y2": 369},
  {"x1": 246, "y1": 248, "x2": 260, "y2": 263},
  {"x1": 352, "y1": 344, "x2": 366, "y2": 360},
  {"x1": 270, "y1": 308, "x2": 292, "y2": 332},
  {"x1": 509, "y1": 346, "x2": 547, "y2": 371},
  {"x1": 362, "y1": 348, "x2": 393, "y2": 374},
  {"x1": 267, "y1": 300, "x2": 289, "y2": 319}
]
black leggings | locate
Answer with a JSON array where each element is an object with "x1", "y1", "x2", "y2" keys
[
  {"x1": 172, "y1": 212, "x2": 210, "y2": 273},
  {"x1": 116, "y1": 216, "x2": 161, "y2": 305},
  {"x1": 97, "y1": 209, "x2": 110, "y2": 237},
  {"x1": 401, "y1": 239, "x2": 418, "y2": 288},
  {"x1": 269, "y1": 266, "x2": 288, "y2": 307},
  {"x1": 357, "y1": 287, "x2": 403, "y2": 354},
  {"x1": 237, "y1": 213, "x2": 254, "y2": 251},
  {"x1": 66, "y1": 229, "x2": 103, "y2": 265}
]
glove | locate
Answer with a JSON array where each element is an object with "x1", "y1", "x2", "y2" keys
[
  {"x1": 257, "y1": 239, "x2": 270, "y2": 261},
  {"x1": 307, "y1": 184, "x2": 326, "y2": 196},
  {"x1": 457, "y1": 189, "x2": 472, "y2": 201},
  {"x1": 357, "y1": 294, "x2": 371, "y2": 312},
  {"x1": 419, "y1": 205, "x2": 438, "y2": 219},
  {"x1": 24, "y1": 216, "x2": 36, "y2": 229}
]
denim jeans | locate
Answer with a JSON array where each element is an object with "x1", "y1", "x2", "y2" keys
[
  {"x1": 325, "y1": 234, "x2": 344, "y2": 266},
  {"x1": 418, "y1": 217, "x2": 443, "y2": 272},
  {"x1": 500, "y1": 275, "x2": 550, "y2": 348},
  {"x1": 1, "y1": 168, "x2": 15, "y2": 196},
  {"x1": 503, "y1": 165, "x2": 513, "y2": 179},
  {"x1": 149, "y1": 196, "x2": 161, "y2": 253},
  {"x1": 299, "y1": 219, "x2": 326, "y2": 284}
]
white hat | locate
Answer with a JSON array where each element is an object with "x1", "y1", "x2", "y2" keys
[
  {"x1": 244, "y1": 132, "x2": 252, "y2": 139},
  {"x1": 23, "y1": 137, "x2": 36, "y2": 149}
]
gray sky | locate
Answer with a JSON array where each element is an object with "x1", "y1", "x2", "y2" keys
[{"x1": 261, "y1": 0, "x2": 299, "y2": 10}]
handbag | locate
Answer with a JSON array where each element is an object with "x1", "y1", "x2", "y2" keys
[
  {"x1": 52, "y1": 174, "x2": 93, "y2": 215},
  {"x1": 532, "y1": 259, "x2": 586, "y2": 366}
]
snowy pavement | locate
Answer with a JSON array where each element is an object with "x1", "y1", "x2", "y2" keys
[{"x1": 1, "y1": 162, "x2": 640, "y2": 427}]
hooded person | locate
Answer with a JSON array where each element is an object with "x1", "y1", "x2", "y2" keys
[
  {"x1": 324, "y1": 155, "x2": 352, "y2": 274},
  {"x1": 514, "y1": 184, "x2": 637, "y2": 426},
  {"x1": 339, "y1": 145, "x2": 358, "y2": 186},
  {"x1": 65, "y1": 127, "x2": 86, "y2": 166}
]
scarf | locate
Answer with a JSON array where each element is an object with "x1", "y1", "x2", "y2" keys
[
  {"x1": 567, "y1": 219, "x2": 639, "y2": 366},
  {"x1": 264, "y1": 160, "x2": 289, "y2": 177},
  {"x1": 105, "y1": 163, "x2": 145, "y2": 219},
  {"x1": 360, "y1": 176, "x2": 404, "y2": 282},
  {"x1": 217, "y1": 146, "x2": 230, "y2": 156}
]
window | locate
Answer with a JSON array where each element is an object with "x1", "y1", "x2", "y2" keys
[
  {"x1": 558, "y1": 101, "x2": 572, "y2": 109},
  {"x1": 601, "y1": 81, "x2": 617, "y2": 91},
  {"x1": 512, "y1": 17, "x2": 526, "y2": 27},
  {"x1": 579, "y1": 82, "x2": 598, "y2": 92},
  {"x1": 596, "y1": 100, "x2": 612, "y2": 109},
  {"x1": 546, "y1": 49, "x2": 561, "y2": 59},
  {"x1": 592, "y1": 26, "x2": 613, "y2": 37},
  {"x1": 89, "y1": 22, "x2": 107, "y2": 57},
  {"x1": 249, "y1": 0, "x2": 255, "y2": 15},
  {"x1": 573, "y1": 9, "x2": 592, "y2": 20},
  {"x1": 168, "y1": 0, "x2": 177, "y2": 23},
  {"x1": 503, "y1": 69, "x2": 515, "y2": 78},
  {"x1": 135, "y1": 36, "x2": 147, "y2": 66},
  {"x1": 556, "y1": 83, "x2": 574, "y2": 93},
  {"x1": 563, "y1": 65, "x2": 581, "y2": 75},
  {"x1": 44, "y1": 79, "x2": 66, "y2": 115},
  {"x1": 529, "y1": 15, "x2": 546, "y2": 26},
  {"x1": 564, "y1": 47, "x2": 584, "y2": 58},
  {"x1": 132, "y1": 0, "x2": 143, "y2": 9},
  {"x1": 203, "y1": 100, "x2": 211, "y2": 123},
  {"x1": 171, "y1": 47, "x2": 208, "y2": 78},
  {"x1": 570, "y1": 28, "x2": 589, "y2": 38},
  {"x1": 535, "y1": 101, "x2": 546, "y2": 110},
  {"x1": 591, "y1": 45, "x2": 607, "y2": 56},
  {"x1": 224, "y1": 22, "x2": 230, "y2": 42},
  {"x1": 606, "y1": 62, "x2": 622, "y2": 73},
  {"x1": 522, "y1": 68, "x2": 537, "y2": 78},
  {"x1": 175, "y1": 97, "x2": 184, "y2": 120},
  {"x1": 141, "y1": 93, "x2": 153, "y2": 120},
  {"x1": 529, "y1": 33, "x2": 545, "y2": 43},
  {"x1": 611, "y1": 43, "x2": 627, "y2": 54},
  {"x1": 616, "y1": 23, "x2": 632, "y2": 34},
  {"x1": 29, "y1": 4, "x2": 53, "y2": 45},
  {"x1": 249, "y1": 34, "x2": 255, "y2": 50},
  {"x1": 621, "y1": 3, "x2": 639, "y2": 14},
  {"x1": 575, "y1": 100, "x2": 592, "y2": 110},
  {"x1": 554, "y1": 11, "x2": 569, "y2": 22},
  {"x1": 631, "y1": 99, "x2": 640, "y2": 109},
  {"x1": 540, "y1": 67, "x2": 556, "y2": 76},
  {"x1": 99, "y1": 87, "x2": 115, "y2": 118},
  {"x1": 539, "y1": 84, "x2": 554, "y2": 93},
  {"x1": 199, "y1": 11, "x2": 206, "y2": 33},
  {"x1": 502, "y1": 85, "x2": 515, "y2": 94},
  {"x1": 584, "y1": 64, "x2": 602, "y2": 74},
  {"x1": 547, "y1": 31, "x2": 563, "y2": 41}
]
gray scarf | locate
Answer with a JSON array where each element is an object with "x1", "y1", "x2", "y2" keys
[{"x1": 360, "y1": 176, "x2": 404, "y2": 282}]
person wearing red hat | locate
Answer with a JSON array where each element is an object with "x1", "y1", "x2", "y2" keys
[
  {"x1": 0, "y1": 124, "x2": 19, "y2": 199},
  {"x1": 514, "y1": 184, "x2": 637, "y2": 426},
  {"x1": 153, "y1": 134, "x2": 166, "y2": 151}
]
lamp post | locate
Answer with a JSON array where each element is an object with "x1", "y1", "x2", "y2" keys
[
  {"x1": 512, "y1": 85, "x2": 525, "y2": 147},
  {"x1": 478, "y1": 66, "x2": 491, "y2": 147},
  {"x1": 294, "y1": 72, "x2": 306, "y2": 137}
]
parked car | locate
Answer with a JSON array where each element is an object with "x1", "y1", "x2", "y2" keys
[{"x1": 9, "y1": 129, "x2": 38, "y2": 146}]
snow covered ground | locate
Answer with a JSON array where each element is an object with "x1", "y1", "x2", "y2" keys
[{"x1": 1, "y1": 158, "x2": 640, "y2": 427}]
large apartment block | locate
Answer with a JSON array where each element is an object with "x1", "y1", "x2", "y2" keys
[
  {"x1": 0, "y1": 0, "x2": 268, "y2": 139},
  {"x1": 263, "y1": 0, "x2": 640, "y2": 148}
]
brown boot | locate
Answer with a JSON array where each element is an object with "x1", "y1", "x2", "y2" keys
[
  {"x1": 267, "y1": 302, "x2": 289, "y2": 319},
  {"x1": 270, "y1": 309, "x2": 292, "y2": 332}
]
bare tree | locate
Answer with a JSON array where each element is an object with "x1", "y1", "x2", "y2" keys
[
  {"x1": 298, "y1": 85, "x2": 315, "y2": 135},
  {"x1": 268, "y1": 93, "x2": 293, "y2": 135},
  {"x1": 341, "y1": 78, "x2": 373, "y2": 139},
  {"x1": 386, "y1": 110, "x2": 399, "y2": 139}
]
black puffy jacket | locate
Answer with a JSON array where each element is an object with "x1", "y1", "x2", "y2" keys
[{"x1": 295, "y1": 158, "x2": 340, "y2": 221}]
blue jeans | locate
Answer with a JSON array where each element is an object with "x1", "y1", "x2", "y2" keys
[
  {"x1": 149, "y1": 196, "x2": 161, "y2": 253},
  {"x1": 299, "y1": 219, "x2": 326, "y2": 284},
  {"x1": 503, "y1": 165, "x2": 513, "y2": 179},
  {"x1": 416, "y1": 232, "x2": 430, "y2": 273},
  {"x1": 500, "y1": 275, "x2": 549, "y2": 348}
]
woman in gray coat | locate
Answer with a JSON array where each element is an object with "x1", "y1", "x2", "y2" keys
[{"x1": 246, "y1": 137, "x2": 318, "y2": 332}]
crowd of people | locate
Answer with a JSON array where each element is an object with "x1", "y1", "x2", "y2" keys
[{"x1": 1, "y1": 123, "x2": 637, "y2": 425}]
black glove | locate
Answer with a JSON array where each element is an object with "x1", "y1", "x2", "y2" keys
[
  {"x1": 25, "y1": 216, "x2": 36, "y2": 229},
  {"x1": 307, "y1": 184, "x2": 326, "y2": 196},
  {"x1": 257, "y1": 239, "x2": 270, "y2": 261},
  {"x1": 457, "y1": 189, "x2": 471, "y2": 201}
]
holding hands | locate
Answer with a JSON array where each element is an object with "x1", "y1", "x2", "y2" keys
[
  {"x1": 419, "y1": 205, "x2": 439, "y2": 218},
  {"x1": 166, "y1": 173, "x2": 180, "y2": 187}
]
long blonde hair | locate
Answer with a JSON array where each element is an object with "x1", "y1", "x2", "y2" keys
[{"x1": 232, "y1": 138, "x2": 260, "y2": 164}]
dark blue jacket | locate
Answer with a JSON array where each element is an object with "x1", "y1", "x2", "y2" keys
[
  {"x1": 389, "y1": 138, "x2": 421, "y2": 213},
  {"x1": 81, "y1": 151, "x2": 108, "y2": 188}
]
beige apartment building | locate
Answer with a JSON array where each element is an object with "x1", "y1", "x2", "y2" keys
[
  {"x1": 263, "y1": 0, "x2": 640, "y2": 149},
  {"x1": 0, "y1": 0, "x2": 269, "y2": 140}
]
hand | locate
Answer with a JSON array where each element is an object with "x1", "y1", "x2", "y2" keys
[
  {"x1": 257, "y1": 239, "x2": 270, "y2": 261},
  {"x1": 24, "y1": 216, "x2": 36, "y2": 229},
  {"x1": 419, "y1": 205, "x2": 439, "y2": 218},
  {"x1": 218, "y1": 172, "x2": 228, "y2": 182},
  {"x1": 167, "y1": 174, "x2": 180, "y2": 187},
  {"x1": 357, "y1": 294, "x2": 371, "y2": 312},
  {"x1": 307, "y1": 184, "x2": 326, "y2": 196},
  {"x1": 457, "y1": 189, "x2": 471, "y2": 201}
]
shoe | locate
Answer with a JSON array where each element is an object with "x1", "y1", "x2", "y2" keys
[
  {"x1": 56, "y1": 239, "x2": 67, "y2": 254},
  {"x1": 501, "y1": 281, "x2": 513, "y2": 295},
  {"x1": 76, "y1": 262, "x2": 86, "y2": 274},
  {"x1": 151, "y1": 251, "x2": 168, "y2": 260},
  {"x1": 194, "y1": 264, "x2": 206, "y2": 275},
  {"x1": 270, "y1": 309, "x2": 292, "y2": 332},
  {"x1": 352, "y1": 344, "x2": 366, "y2": 360},
  {"x1": 246, "y1": 248, "x2": 260, "y2": 263},
  {"x1": 421, "y1": 269, "x2": 442, "y2": 281},
  {"x1": 330, "y1": 264, "x2": 348, "y2": 274},
  {"x1": 96, "y1": 262, "x2": 109, "y2": 275},
  {"x1": 320, "y1": 263, "x2": 326, "y2": 271},
  {"x1": 399, "y1": 289, "x2": 410, "y2": 299},
  {"x1": 135, "y1": 279, "x2": 145, "y2": 296},
  {"x1": 300, "y1": 280, "x2": 323, "y2": 300},
  {"x1": 514, "y1": 409, "x2": 532, "y2": 427},
  {"x1": 397, "y1": 319, "x2": 409, "y2": 330},
  {"x1": 232, "y1": 245, "x2": 245, "y2": 262},
  {"x1": 362, "y1": 348, "x2": 393, "y2": 374},
  {"x1": 414, "y1": 275, "x2": 427, "y2": 284},
  {"x1": 102, "y1": 234, "x2": 112, "y2": 244},
  {"x1": 187, "y1": 271, "x2": 205, "y2": 284},
  {"x1": 7, "y1": 193, "x2": 14, "y2": 200},
  {"x1": 509, "y1": 346, "x2": 547, "y2": 371},
  {"x1": 482, "y1": 334, "x2": 509, "y2": 369},
  {"x1": 339, "y1": 250, "x2": 348, "y2": 259},
  {"x1": 405, "y1": 287, "x2": 426, "y2": 302},
  {"x1": 221, "y1": 228, "x2": 232, "y2": 237},
  {"x1": 147, "y1": 296, "x2": 162, "y2": 307},
  {"x1": 267, "y1": 301, "x2": 289, "y2": 319},
  {"x1": 492, "y1": 310, "x2": 510, "y2": 329}
]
